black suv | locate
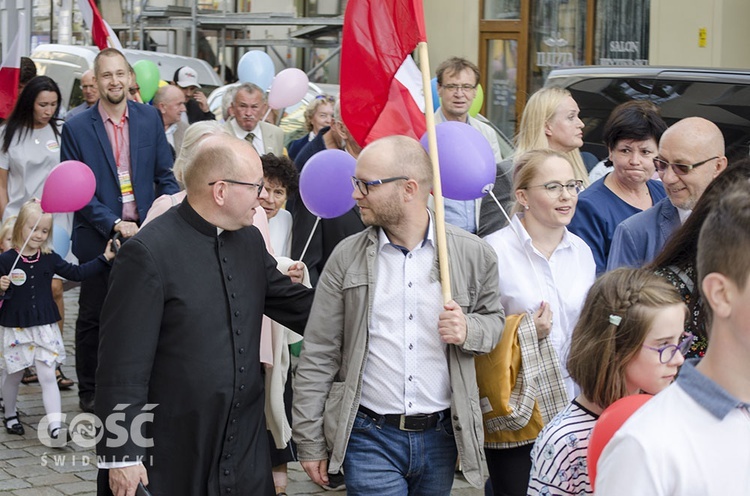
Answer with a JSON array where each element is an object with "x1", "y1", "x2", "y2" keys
[{"x1": 545, "y1": 66, "x2": 750, "y2": 162}]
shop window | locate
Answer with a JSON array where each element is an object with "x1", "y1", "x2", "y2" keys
[
  {"x1": 595, "y1": 0, "x2": 650, "y2": 66},
  {"x1": 528, "y1": 0, "x2": 588, "y2": 94}
]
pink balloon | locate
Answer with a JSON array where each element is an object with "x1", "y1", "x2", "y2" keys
[
  {"x1": 420, "y1": 121, "x2": 496, "y2": 201},
  {"x1": 268, "y1": 68, "x2": 309, "y2": 110},
  {"x1": 41, "y1": 161, "x2": 96, "y2": 213},
  {"x1": 299, "y1": 150, "x2": 356, "y2": 219}
]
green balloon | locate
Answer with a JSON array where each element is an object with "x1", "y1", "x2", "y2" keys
[
  {"x1": 132, "y1": 59, "x2": 160, "y2": 102},
  {"x1": 469, "y1": 83, "x2": 484, "y2": 117}
]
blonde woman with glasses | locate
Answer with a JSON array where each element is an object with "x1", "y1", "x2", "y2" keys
[{"x1": 483, "y1": 149, "x2": 595, "y2": 496}]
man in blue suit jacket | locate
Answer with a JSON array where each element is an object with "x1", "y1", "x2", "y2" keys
[
  {"x1": 607, "y1": 197, "x2": 680, "y2": 270},
  {"x1": 607, "y1": 117, "x2": 727, "y2": 271},
  {"x1": 61, "y1": 48, "x2": 179, "y2": 412}
]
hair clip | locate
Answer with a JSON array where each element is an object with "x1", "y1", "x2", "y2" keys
[{"x1": 609, "y1": 314, "x2": 622, "y2": 326}]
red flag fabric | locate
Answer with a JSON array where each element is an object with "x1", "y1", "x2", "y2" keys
[
  {"x1": 0, "y1": 21, "x2": 24, "y2": 120},
  {"x1": 77, "y1": 0, "x2": 123, "y2": 50},
  {"x1": 341, "y1": 0, "x2": 428, "y2": 147}
]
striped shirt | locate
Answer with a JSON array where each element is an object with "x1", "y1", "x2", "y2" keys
[{"x1": 528, "y1": 400, "x2": 599, "y2": 495}]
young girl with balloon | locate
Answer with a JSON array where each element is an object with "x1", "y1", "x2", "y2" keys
[
  {"x1": 0, "y1": 200, "x2": 116, "y2": 441},
  {"x1": 527, "y1": 268, "x2": 691, "y2": 495}
]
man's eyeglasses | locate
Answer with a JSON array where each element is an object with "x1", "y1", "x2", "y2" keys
[
  {"x1": 81, "y1": 84, "x2": 96, "y2": 90},
  {"x1": 208, "y1": 178, "x2": 265, "y2": 196},
  {"x1": 351, "y1": 176, "x2": 409, "y2": 196},
  {"x1": 653, "y1": 156, "x2": 719, "y2": 176},
  {"x1": 642, "y1": 333, "x2": 695, "y2": 364},
  {"x1": 129, "y1": 86, "x2": 140, "y2": 96},
  {"x1": 525, "y1": 180, "x2": 584, "y2": 199},
  {"x1": 441, "y1": 83, "x2": 477, "y2": 93}
]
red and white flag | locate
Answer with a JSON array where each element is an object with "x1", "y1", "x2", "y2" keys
[
  {"x1": 77, "y1": 0, "x2": 123, "y2": 51},
  {"x1": 0, "y1": 18, "x2": 26, "y2": 120},
  {"x1": 340, "y1": 0, "x2": 427, "y2": 146}
]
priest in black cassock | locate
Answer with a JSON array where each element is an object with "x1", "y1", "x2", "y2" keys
[{"x1": 95, "y1": 134, "x2": 314, "y2": 496}]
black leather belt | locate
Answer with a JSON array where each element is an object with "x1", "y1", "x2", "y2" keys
[{"x1": 358, "y1": 405, "x2": 449, "y2": 432}]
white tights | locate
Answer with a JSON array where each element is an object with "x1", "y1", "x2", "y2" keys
[{"x1": 3, "y1": 360, "x2": 62, "y2": 430}]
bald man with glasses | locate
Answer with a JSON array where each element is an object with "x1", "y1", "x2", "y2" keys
[
  {"x1": 96, "y1": 133, "x2": 313, "y2": 496},
  {"x1": 65, "y1": 70, "x2": 99, "y2": 121},
  {"x1": 608, "y1": 117, "x2": 727, "y2": 270}
]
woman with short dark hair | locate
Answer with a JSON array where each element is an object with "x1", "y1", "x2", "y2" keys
[{"x1": 568, "y1": 100, "x2": 668, "y2": 273}]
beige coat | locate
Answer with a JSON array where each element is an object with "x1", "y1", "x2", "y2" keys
[{"x1": 292, "y1": 222, "x2": 505, "y2": 488}]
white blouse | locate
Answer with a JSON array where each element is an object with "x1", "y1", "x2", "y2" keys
[{"x1": 484, "y1": 213, "x2": 596, "y2": 400}]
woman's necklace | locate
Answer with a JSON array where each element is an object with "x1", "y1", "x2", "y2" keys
[{"x1": 20, "y1": 250, "x2": 41, "y2": 264}]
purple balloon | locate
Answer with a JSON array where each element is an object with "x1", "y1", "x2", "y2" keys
[
  {"x1": 420, "y1": 121, "x2": 496, "y2": 201},
  {"x1": 299, "y1": 149, "x2": 357, "y2": 218}
]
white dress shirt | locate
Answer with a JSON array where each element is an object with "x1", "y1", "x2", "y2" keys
[
  {"x1": 359, "y1": 213, "x2": 451, "y2": 415},
  {"x1": 484, "y1": 213, "x2": 596, "y2": 400},
  {"x1": 229, "y1": 118, "x2": 265, "y2": 156}
]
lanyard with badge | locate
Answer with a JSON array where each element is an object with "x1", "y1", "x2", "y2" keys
[{"x1": 112, "y1": 114, "x2": 135, "y2": 205}]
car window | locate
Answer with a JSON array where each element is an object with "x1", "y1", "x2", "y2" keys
[
  {"x1": 558, "y1": 72, "x2": 750, "y2": 161},
  {"x1": 651, "y1": 78, "x2": 750, "y2": 160},
  {"x1": 68, "y1": 78, "x2": 83, "y2": 109}
]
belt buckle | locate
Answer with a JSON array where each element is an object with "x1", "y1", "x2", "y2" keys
[{"x1": 399, "y1": 414, "x2": 428, "y2": 432}]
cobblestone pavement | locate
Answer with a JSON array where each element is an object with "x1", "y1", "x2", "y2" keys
[{"x1": 0, "y1": 287, "x2": 484, "y2": 495}]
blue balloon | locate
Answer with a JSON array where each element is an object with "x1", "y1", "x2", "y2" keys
[
  {"x1": 430, "y1": 77, "x2": 440, "y2": 111},
  {"x1": 52, "y1": 224, "x2": 70, "y2": 258},
  {"x1": 237, "y1": 51, "x2": 275, "y2": 91}
]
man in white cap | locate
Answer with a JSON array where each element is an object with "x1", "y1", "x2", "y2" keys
[{"x1": 173, "y1": 66, "x2": 215, "y2": 124}]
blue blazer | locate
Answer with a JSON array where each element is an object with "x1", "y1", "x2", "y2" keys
[
  {"x1": 607, "y1": 197, "x2": 681, "y2": 271},
  {"x1": 61, "y1": 101, "x2": 179, "y2": 262}
]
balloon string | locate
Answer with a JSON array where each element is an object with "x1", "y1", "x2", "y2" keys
[
  {"x1": 487, "y1": 190, "x2": 547, "y2": 302},
  {"x1": 298, "y1": 216, "x2": 321, "y2": 264},
  {"x1": 262, "y1": 108, "x2": 272, "y2": 123},
  {"x1": 9, "y1": 214, "x2": 43, "y2": 274}
]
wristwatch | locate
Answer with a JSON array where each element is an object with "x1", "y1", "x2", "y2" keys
[{"x1": 113, "y1": 218, "x2": 122, "y2": 233}]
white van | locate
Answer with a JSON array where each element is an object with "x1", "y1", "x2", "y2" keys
[{"x1": 31, "y1": 44, "x2": 222, "y2": 111}]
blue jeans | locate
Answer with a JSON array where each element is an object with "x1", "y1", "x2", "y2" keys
[{"x1": 343, "y1": 409, "x2": 458, "y2": 496}]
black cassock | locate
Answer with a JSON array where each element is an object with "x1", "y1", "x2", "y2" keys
[{"x1": 96, "y1": 200, "x2": 313, "y2": 496}]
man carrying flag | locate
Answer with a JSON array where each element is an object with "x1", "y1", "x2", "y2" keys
[{"x1": 292, "y1": 134, "x2": 502, "y2": 494}]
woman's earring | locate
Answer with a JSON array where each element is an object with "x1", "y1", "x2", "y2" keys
[{"x1": 524, "y1": 204, "x2": 530, "y2": 210}]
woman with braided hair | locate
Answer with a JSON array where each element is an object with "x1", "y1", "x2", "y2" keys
[{"x1": 527, "y1": 268, "x2": 692, "y2": 495}]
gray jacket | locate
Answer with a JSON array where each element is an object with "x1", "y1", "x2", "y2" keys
[{"x1": 292, "y1": 222, "x2": 504, "y2": 488}]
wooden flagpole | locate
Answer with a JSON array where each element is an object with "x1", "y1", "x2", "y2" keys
[{"x1": 417, "y1": 41, "x2": 451, "y2": 304}]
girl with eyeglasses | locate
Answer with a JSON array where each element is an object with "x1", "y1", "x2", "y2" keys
[
  {"x1": 528, "y1": 267, "x2": 688, "y2": 495},
  {"x1": 483, "y1": 149, "x2": 596, "y2": 496}
]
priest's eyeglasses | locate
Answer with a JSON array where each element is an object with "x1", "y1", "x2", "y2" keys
[
  {"x1": 653, "y1": 156, "x2": 719, "y2": 176},
  {"x1": 642, "y1": 333, "x2": 695, "y2": 364},
  {"x1": 351, "y1": 176, "x2": 409, "y2": 196},
  {"x1": 208, "y1": 179, "x2": 265, "y2": 196},
  {"x1": 525, "y1": 180, "x2": 584, "y2": 199}
]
